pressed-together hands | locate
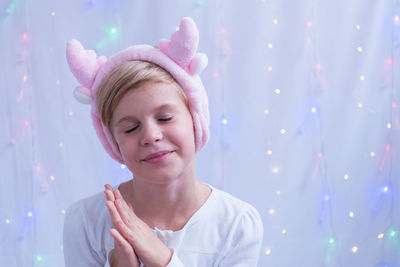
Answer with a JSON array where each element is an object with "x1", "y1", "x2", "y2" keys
[{"x1": 104, "y1": 184, "x2": 173, "y2": 267}]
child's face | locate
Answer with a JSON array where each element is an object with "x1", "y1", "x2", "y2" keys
[{"x1": 110, "y1": 81, "x2": 196, "y2": 184}]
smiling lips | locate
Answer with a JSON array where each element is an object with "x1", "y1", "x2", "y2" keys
[{"x1": 142, "y1": 151, "x2": 173, "y2": 164}]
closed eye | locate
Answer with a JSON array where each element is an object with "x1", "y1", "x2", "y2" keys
[
  {"x1": 125, "y1": 126, "x2": 138, "y2": 133},
  {"x1": 159, "y1": 117, "x2": 172, "y2": 122}
]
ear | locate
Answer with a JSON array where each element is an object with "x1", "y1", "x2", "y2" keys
[{"x1": 188, "y1": 53, "x2": 208, "y2": 75}]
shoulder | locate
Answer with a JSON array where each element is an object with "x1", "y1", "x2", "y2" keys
[
  {"x1": 209, "y1": 186, "x2": 263, "y2": 224},
  {"x1": 64, "y1": 190, "x2": 112, "y2": 247}
]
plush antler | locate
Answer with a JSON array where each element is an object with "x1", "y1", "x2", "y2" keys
[
  {"x1": 158, "y1": 17, "x2": 207, "y2": 75},
  {"x1": 66, "y1": 40, "x2": 107, "y2": 103}
]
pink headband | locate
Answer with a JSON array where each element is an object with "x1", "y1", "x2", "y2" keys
[{"x1": 66, "y1": 17, "x2": 209, "y2": 163}]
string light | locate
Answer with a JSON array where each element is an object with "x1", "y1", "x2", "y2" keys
[
  {"x1": 344, "y1": 174, "x2": 349, "y2": 180},
  {"x1": 274, "y1": 88, "x2": 280, "y2": 94},
  {"x1": 273, "y1": 19, "x2": 278, "y2": 24},
  {"x1": 5, "y1": 219, "x2": 10, "y2": 224},
  {"x1": 22, "y1": 33, "x2": 28, "y2": 41},
  {"x1": 27, "y1": 211, "x2": 33, "y2": 217},
  {"x1": 281, "y1": 229, "x2": 287, "y2": 234},
  {"x1": 315, "y1": 63, "x2": 321, "y2": 70},
  {"x1": 267, "y1": 66, "x2": 273, "y2": 71},
  {"x1": 307, "y1": 21, "x2": 312, "y2": 28},
  {"x1": 357, "y1": 103, "x2": 363, "y2": 108},
  {"x1": 311, "y1": 107, "x2": 317, "y2": 113},
  {"x1": 357, "y1": 46, "x2": 363, "y2": 52},
  {"x1": 36, "y1": 166, "x2": 41, "y2": 172},
  {"x1": 212, "y1": 72, "x2": 219, "y2": 78},
  {"x1": 24, "y1": 120, "x2": 30, "y2": 126},
  {"x1": 23, "y1": 75, "x2": 28, "y2": 82},
  {"x1": 370, "y1": 152, "x2": 375, "y2": 157},
  {"x1": 377, "y1": 233, "x2": 384, "y2": 239},
  {"x1": 59, "y1": 142, "x2": 64, "y2": 148},
  {"x1": 387, "y1": 123, "x2": 391, "y2": 129},
  {"x1": 318, "y1": 152, "x2": 323, "y2": 158},
  {"x1": 269, "y1": 209, "x2": 275, "y2": 215},
  {"x1": 360, "y1": 75, "x2": 365, "y2": 81},
  {"x1": 267, "y1": 43, "x2": 273, "y2": 49},
  {"x1": 222, "y1": 119, "x2": 228, "y2": 125},
  {"x1": 276, "y1": 190, "x2": 281, "y2": 195},
  {"x1": 356, "y1": 25, "x2": 361, "y2": 30},
  {"x1": 220, "y1": 28, "x2": 227, "y2": 34},
  {"x1": 51, "y1": 11, "x2": 55, "y2": 16},
  {"x1": 263, "y1": 109, "x2": 269, "y2": 115},
  {"x1": 121, "y1": 164, "x2": 126, "y2": 169},
  {"x1": 280, "y1": 129, "x2": 286, "y2": 134},
  {"x1": 349, "y1": 211, "x2": 354, "y2": 217},
  {"x1": 272, "y1": 167, "x2": 279, "y2": 173},
  {"x1": 50, "y1": 176, "x2": 55, "y2": 181},
  {"x1": 267, "y1": 149, "x2": 272, "y2": 155},
  {"x1": 351, "y1": 246, "x2": 358, "y2": 253},
  {"x1": 61, "y1": 210, "x2": 65, "y2": 214},
  {"x1": 265, "y1": 249, "x2": 271, "y2": 255}
]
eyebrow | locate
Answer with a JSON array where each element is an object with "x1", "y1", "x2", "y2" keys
[{"x1": 115, "y1": 104, "x2": 177, "y2": 126}]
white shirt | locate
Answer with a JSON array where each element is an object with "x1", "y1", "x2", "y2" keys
[{"x1": 63, "y1": 183, "x2": 264, "y2": 267}]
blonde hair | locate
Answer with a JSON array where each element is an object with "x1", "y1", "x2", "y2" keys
[{"x1": 96, "y1": 61, "x2": 187, "y2": 128}]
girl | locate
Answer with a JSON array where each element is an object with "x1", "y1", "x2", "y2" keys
[{"x1": 63, "y1": 17, "x2": 263, "y2": 267}]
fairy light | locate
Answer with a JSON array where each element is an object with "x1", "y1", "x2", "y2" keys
[
  {"x1": 212, "y1": 72, "x2": 219, "y2": 78},
  {"x1": 392, "y1": 102, "x2": 396, "y2": 109},
  {"x1": 222, "y1": 119, "x2": 228, "y2": 125},
  {"x1": 324, "y1": 194, "x2": 330, "y2": 201},
  {"x1": 121, "y1": 164, "x2": 126, "y2": 169},
  {"x1": 273, "y1": 19, "x2": 278, "y2": 24},
  {"x1": 36, "y1": 166, "x2": 41, "y2": 172},
  {"x1": 23, "y1": 75, "x2": 28, "y2": 82},
  {"x1": 385, "y1": 144, "x2": 391, "y2": 151},
  {"x1": 280, "y1": 129, "x2": 286, "y2": 134},
  {"x1": 349, "y1": 211, "x2": 354, "y2": 217},
  {"x1": 383, "y1": 186, "x2": 389, "y2": 193},
  {"x1": 307, "y1": 21, "x2": 312, "y2": 28},
  {"x1": 51, "y1": 11, "x2": 55, "y2": 16},
  {"x1": 311, "y1": 107, "x2": 317, "y2": 113},
  {"x1": 315, "y1": 63, "x2": 321, "y2": 69},
  {"x1": 357, "y1": 103, "x2": 363, "y2": 108},
  {"x1": 281, "y1": 229, "x2": 287, "y2": 234},
  {"x1": 356, "y1": 25, "x2": 361, "y2": 30},
  {"x1": 395, "y1": 16, "x2": 399, "y2": 23},
  {"x1": 351, "y1": 246, "x2": 358, "y2": 253},
  {"x1": 344, "y1": 174, "x2": 349, "y2": 180},
  {"x1": 389, "y1": 229, "x2": 398, "y2": 238},
  {"x1": 50, "y1": 176, "x2": 55, "y2": 181},
  {"x1": 28, "y1": 212, "x2": 33, "y2": 217},
  {"x1": 370, "y1": 152, "x2": 375, "y2": 157},
  {"x1": 36, "y1": 255, "x2": 43, "y2": 262},
  {"x1": 318, "y1": 152, "x2": 323, "y2": 158},
  {"x1": 61, "y1": 210, "x2": 65, "y2": 214},
  {"x1": 267, "y1": 149, "x2": 272, "y2": 155},
  {"x1": 264, "y1": 109, "x2": 270, "y2": 115},
  {"x1": 377, "y1": 233, "x2": 384, "y2": 239},
  {"x1": 267, "y1": 43, "x2": 273, "y2": 49},
  {"x1": 387, "y1": 123, "x2": 392, "y2": 129},
  {"x1": 59, "y1": 142, "x2": 64, "y2": 148},
  {"x1": 276, "y1": 190, "x2": 281, "y2": 195},
  {"x1": 221, "y1": 28, "x2": 227, "y2": 34},
  {"x1": 5, "y1": 219, "x2": 10, "y2": 224},
  {"x1": 269, "y1": 209, "x2": 275, "y2": 215},
  {"x1": 357, "y1": 46, "x2": 363, "y2": 52},
  {"x1": 22, "y1": 33, "x2": 28, "y2": 41},
  {"x1": 274, "y1": 88, "x2": 280, "y2": 94},
  {"x1": 24, "y1": 120, "x2": 30, "y2": 126},
  {"x1": 360, "y1": 75, "x2": 365, "y2": 81},
  {"x1": 272, "y1": 167, "x2": 279, "y2": 174},
  {"x1": 328, "y1": 237, "x2": 335, "y2": 245},
  {"x1": 265, "y1": 249, "x2": 271, "y2": 255},
  {"x1": 267, "y1": 66, "x2": 273, "y2": 71}
]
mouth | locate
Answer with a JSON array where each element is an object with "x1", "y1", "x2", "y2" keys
[{"x1": 142, "y1": 151, "x2": 174, "y2": 163}]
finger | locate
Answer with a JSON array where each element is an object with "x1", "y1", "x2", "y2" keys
[
  {"x1": 115, "y1": 198, "x2": 134, "y2": 225},
  {"x1": 110, "y1": 228, "x2": 134, "y2": 254},
  {"x1": 104, "y1": 185, "x2": 115, "y2": 201},
  {"x1": 106, "y1": 201, "x2": 134, "y2": 240}
]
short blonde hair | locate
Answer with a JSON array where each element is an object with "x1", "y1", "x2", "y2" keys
[{"x1": 96, "y1": 61, "x2": 187, "y2": 128}]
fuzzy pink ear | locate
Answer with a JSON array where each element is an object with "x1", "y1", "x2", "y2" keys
[
  {"x1": 66, "y1": 39, "x2": 106, "y2": 88},
  {"x1": 158, "y1": 17, "x2": 199, "y2": 68}
]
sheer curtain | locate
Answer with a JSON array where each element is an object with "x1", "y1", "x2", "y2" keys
[{"x1": 1, "y1": 0, "x2": 399, "y2": 266}]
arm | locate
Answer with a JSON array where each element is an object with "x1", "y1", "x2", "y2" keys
[
  {"x1": 63, "y1": 201, "x2": 105, "y2": 267},
  {"x1": 219, "y1": 205, "x2": 264, "y2": 267}
]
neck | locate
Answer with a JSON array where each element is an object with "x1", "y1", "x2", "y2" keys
[{"x1": 119, "y1": 165, "x2": 210, "y2": 231}]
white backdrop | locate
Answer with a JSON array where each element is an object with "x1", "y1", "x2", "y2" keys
[{"x1": 1, "y1": 0, "x2": 400, "y2": 266}]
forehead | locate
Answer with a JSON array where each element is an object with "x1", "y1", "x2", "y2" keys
[{"x1": 112, "y1": 82, "x2": 188, "y2": 120}]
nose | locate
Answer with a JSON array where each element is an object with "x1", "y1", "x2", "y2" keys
[{"x1": 140, "y1": 122, "x2": 163, "y2": 146}]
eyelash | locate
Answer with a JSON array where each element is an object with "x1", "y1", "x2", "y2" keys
[{"x1": 124, "y1": 117, "x2": 172, "y2": 134}]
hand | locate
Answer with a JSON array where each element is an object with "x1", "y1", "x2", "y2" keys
[
  {"x1": 104, "y1": 185, "x2": 173, "y2": 267},
  {"x1": 105, "y1": 185, "x2": 140, "y2": 267}
]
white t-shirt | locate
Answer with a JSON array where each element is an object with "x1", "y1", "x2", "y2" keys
[{"x1": 63, "y1": 183, "x2": 264, "y2": 267}]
